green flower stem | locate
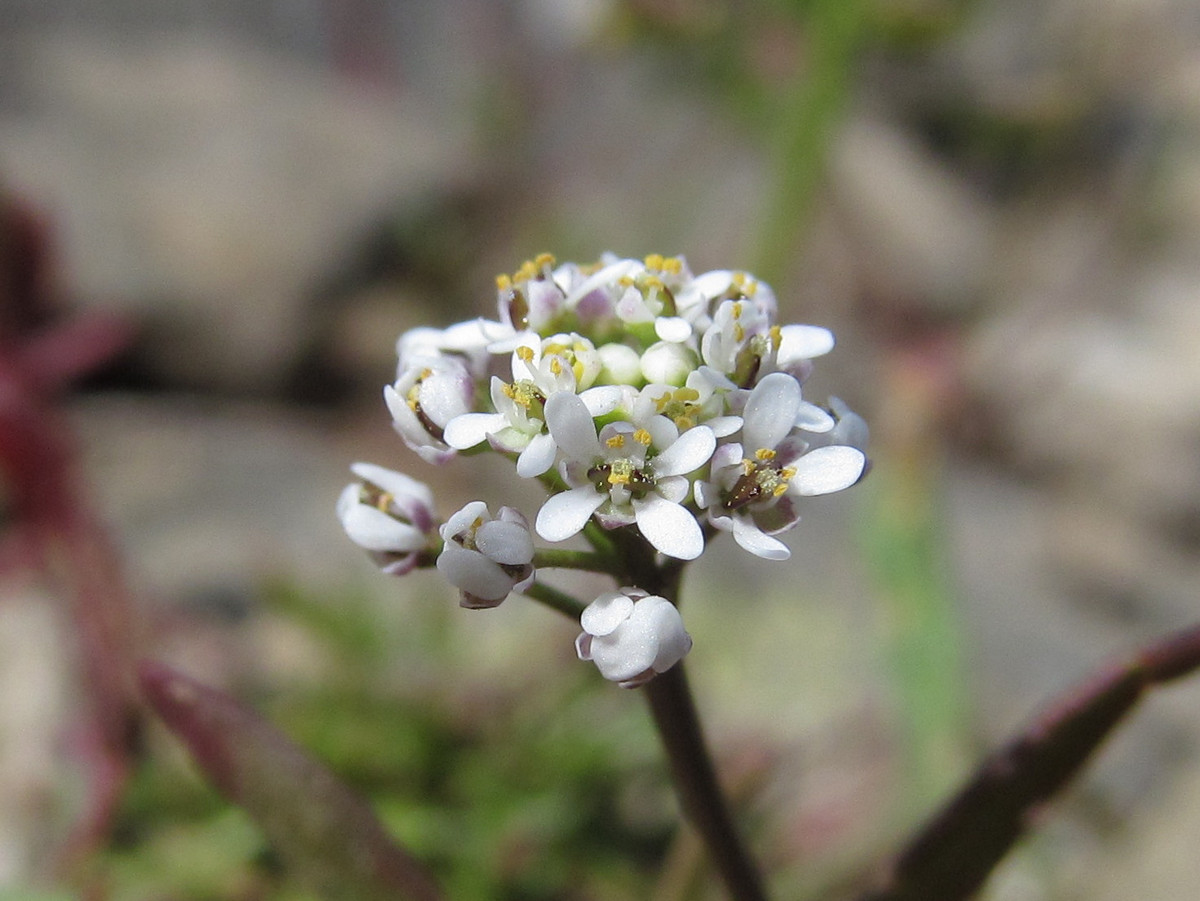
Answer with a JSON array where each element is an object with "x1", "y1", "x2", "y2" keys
[
  {"x1": 532, "y1": 547, "x2": 620, "y2": 576},
  {"x1": 523, "y1": 581, "x2": 587, "y2": 619},
  {"x1": 644, "y1": 664, "x2": 770, "y2": 901}
]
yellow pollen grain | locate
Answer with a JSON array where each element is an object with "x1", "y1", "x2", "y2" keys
[
  {"x1": 606, "y1": 434, "x2": 626, "y2": 449},
  {"x1": 633, "y1": 428, "x2": 652, "y2": 446},
  {"x1": 516, "y1": 346, "x2": 535, "y2": 363},
  {"x1": 755, "y1": 448, "x2": 777, "y2": 461}
]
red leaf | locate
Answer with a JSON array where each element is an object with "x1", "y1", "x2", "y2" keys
[
  {"x1": 139, "y1": 661, "x2": 443, "y2": 901},
  {"x1": 861, "y1": 623, "x2": 1200, "y2": 901}
]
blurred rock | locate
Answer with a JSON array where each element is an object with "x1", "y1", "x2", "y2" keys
[{"x1": 0, "y1": 31, "x2": 462, "y2": 395}]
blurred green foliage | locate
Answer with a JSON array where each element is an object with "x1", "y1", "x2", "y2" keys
[{"x1": 104, "y1": 579, "x2": 678, "y2": 900}]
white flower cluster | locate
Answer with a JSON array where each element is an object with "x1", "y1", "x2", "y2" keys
[{"x1": 339, "y1": 253, "x2": 868, "y2": 686}]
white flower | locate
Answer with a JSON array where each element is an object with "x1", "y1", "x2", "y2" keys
[
  {"x1": 442, "y1": 339, "x2": 622, "y2": 478},
  {"x1": 384, "y1": 354, "x2": 476, "y2": 464},
  {"x1": 575, "y1": 588, "x2": 692, "y2": 688},
  {"x1": 535, "y1": 392, "x2": 715, "y2": 560},
  {"x1": 696, "y1": 373, "x2": 866, "y2": 559},
  {"x1": 437, "y1": 501, "x2": 535, "y2": 608},
  {"x1": 337, "y1": 463, "x2": 436, "y2": 575}
]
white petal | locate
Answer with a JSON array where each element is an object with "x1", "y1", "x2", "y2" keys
[
  {"x1": 544, "y1": 392, "x2": 601, "y2": 461},
  {"x1": 655, "y1": 475, "x2": 689, "y2": 504},
  {"x1": 638, "y1": 597, "x2": 692, "y2": 672},
  {"x1": 564, "y1": 258, "x2": 639, "y2": 306},
  {"x1": 633, "y1": 495, "x2": 704, "y2": 560},
  {"x1": 535, "y1": 486, "x2": 605, "y2": 542},
  {"x1": 516, "y1": 432, "x2": 558, "y2": 478},
  {"x1": 652, "y1": 426, "x2": 715, "y2": 477},
  {"x1": 794, "y1": 402, "x2": 835, "y2": 433},
  {"x1": 436, "y1": 545, "x2": 512, "y2": 601},
  {"x1": 443, "y1": 413, "x2": 506, "y2": 449},
  {"x1": 580, "y1": 385, "x2": 624, "y2": 417},
  {"x1": 731, "y1": 516, "x2": 791, "y2": 560},
  {"x1": 580, "y1": 591, "x2": 635, "y2": 637},
  {"x1": 342, "y1": 505, "x2": 425, "y2": 553},
  {"x1": 778, "y1": 324, "x2": 834, "y2": 361},
  {"x1": 474, "y1": 520, "x2": 534, "y2": 565},
  {"x1": 348, "y1": 463, "x2": 433, "y2": 509},
  {"x1": 743, "y1": 372, "x2": 801, "y2": 452},
  {"x1": 707, "y1": 415, "x2": 743, "y2": 438},
  {"x1": 790, "y1": 446, "x2": 866, "y2": 496},
  {"x1": 654, "y1": 316, "x2": 692, "y2": 342},
  {"x1": 441, "y1": 500, "x2": 488, "y2": 539}
]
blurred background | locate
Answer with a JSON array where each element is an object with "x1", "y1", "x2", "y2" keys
[{"x1": 2, "y1": 1, "x2": 1200, "y2": 898}]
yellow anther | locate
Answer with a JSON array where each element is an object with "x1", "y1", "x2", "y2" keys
[
  {"x1": 516, "y1": 346, "x2": 535, "y2": 363},
  {"x1": 501, "y1": 382, "x2": 517, "y2": 400},
  {"x1": 732, "y1": 272, "x2": 747, "y2": 289},
  {"x1": 644, "y1": 275, "x2": 664, "y2": 291},
  {"x1": 772, "y1": 482, "x2": 789, "y2": 498},
  {"x1": 734, "y1": 323, "x2": 745, "y2": 343},
  {"x1": 732, "y1": 302, "x2": 743, "y2": 319},
  {"x1": 755, "y1": 448, "x2": 777, "y2": 461},
  {"x1": 606, "y1": 434, "x2": 626, "y2": 449},
  {"x1": 644, "y1": 253, "x2": 665, "y2": 270},
  {"x1": 496, "y1": 273, "x2": 513, "y2": 291},
  {"x1": 549, "y1": 357, "x2": 563, "y2": 376},
  {"x1": 607, "y1": 460, "x2": 634, "y2": 485},
  {"x1": 534, "y1": 252, "x2": 556, "y2": 269},
  {"x1": 374, "y1": 491, "x2": 395, "y2": 513},
  {"x1": 678, "y1": 416, "x2": 696, "y2": 430},
  {"x1": 543, "y1": 342, "x2": 566, "y2": 357},
  {"x1": 769, "y1": 325, "x2": 782, "y2": 351},
  {"x1": 633, "y1": 428, "x2": 652, "y2": 446},
  {"x1": 618, "y1": 275, "x2": 635, "y2": 287},
  {"x1": 662, "y1": 256, "x2": 683, "y2": 274},
  {"x1": 742, "y1": 459, "x2": 756, "y2": 476},
  {"x1": 782, "y1": 467, "x2": 796, "y2": 479},
  {"x1": 677, "y1": 387, "x2": 700, "y2": 402}
]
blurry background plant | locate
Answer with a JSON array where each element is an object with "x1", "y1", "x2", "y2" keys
[{"x1": 2, "y1": 0, "x2": 1200, "y2": 898}]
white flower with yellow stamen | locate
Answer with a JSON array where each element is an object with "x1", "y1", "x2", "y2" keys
[
  {"x1": 696, "y1": 373, "x2": 866, "y2": 559},
  {"x1": 384, "y1": 353, "x2": 476, "y2": 464},
  {"x1": 536, "y1": 392, "x2": 715, "y2": 560},
  {"x1": 337, "y1": 463, "x2": 437, "y2": 575},
  {"x1": 437, "y1": 501, "x2": 535, "y2": 608}
]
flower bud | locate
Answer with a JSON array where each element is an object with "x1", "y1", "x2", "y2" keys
[
  {"x1": 575, "y1": 588, "x2": 692, "y2": 688},
  {"x1": 437, "y1": 501, "x2": 535, "y2": 608}
]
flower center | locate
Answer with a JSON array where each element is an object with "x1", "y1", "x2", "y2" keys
[{"x1": 722, "y1": 449, "x2": 797, "y2": 511}]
